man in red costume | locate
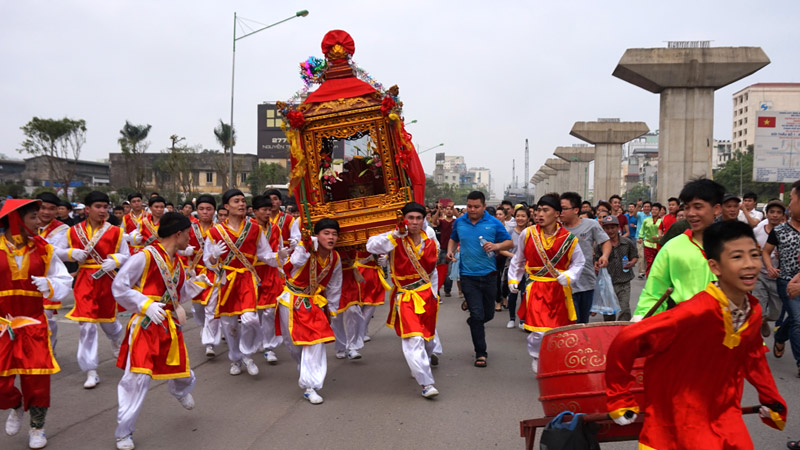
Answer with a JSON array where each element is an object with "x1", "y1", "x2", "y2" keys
[
  {"x1": 130, "y1": 196, "x2": 165, "y2": 250},
  {"x1": 35, "y1": 192, "x2": 70, "y2": 353},
  {"x1": 606, "y1": 221, "x2": 786, "y2": 449},
  {"x1": 65, "y1": 191, "x2": 130, "y2": 389},
  {"x1": 111, "y1": 212, "x2": 208, "y2": 450},
  {"x1": 367, "y1": 202, "x2": 440, "y2": 399},
  {"x1": 278, "y1": 218, "x2": 342, "y2": 404},
  {"x1": 265, "y1": 188, "x2": 300, "y2": 248},
  {"x1": 355, "y1": 250, "x2": 389, "y2": 343},
  {"x1": 204, "y1": 189, "x2": 277, "y2": 377},
  {"x1": 1, "y1": 199, "x2": 72, "y2": 449},
  {"x1": 187, "y1": 195, "x2": 220, "y2": 357},
  {"x1": 331, "y1": 250, "x2": 366, "y2": 360},
  {"x1": 251, "y1": 195, "x2": 285, "y2": 364},
  {"x1": 122, "y1": 193, "x2": 145, "y2": 254},
  {"x1": 507, "y1": 194, "x2": 584, "y2": 373}
]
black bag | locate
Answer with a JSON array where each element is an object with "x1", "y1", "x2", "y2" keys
[{"x1": 540, "y1": 411, "x2": 600, "y2": 450}]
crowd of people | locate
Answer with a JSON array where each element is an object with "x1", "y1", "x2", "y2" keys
[{"x1": 0, "y1": 178, "x2": 796, "y2": 449}]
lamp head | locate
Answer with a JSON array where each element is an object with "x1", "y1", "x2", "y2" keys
[{"x1": 297, "y1": 10, "x2": 309, "y2": 17}]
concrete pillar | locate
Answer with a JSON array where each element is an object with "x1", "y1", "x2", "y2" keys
[
  {"x1": 540, "y1": 166, "x2": 557, "y2": 196},
  {"x1": 570, "y1": 121, "x2": 649, "y2": 202},
  {"x1": 544, "y1": 158, "x2": 570, "y2": 194},
  {"x1": 612, "y1": 46, "x2": 769, "y2": 202},
  {"x1": 531, "y1": 174, "x2": 544, "y2": 201},
  {"x1": 554, "y1": 146, "x2": 594, "y2": 201}
]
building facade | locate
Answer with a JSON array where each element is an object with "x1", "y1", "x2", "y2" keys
[
  {"x1": 732, "y1": 83, "x2": 800, "y2": 151},
  {"x1": 257, "y1": 102, "x2": 291, "y2": 168},
  {"x1": 0, "y1": 155, "x2": 109, "y2": 194},
  {"x1": 712, "y1": 139, "x2": 733, "y2": 170}
]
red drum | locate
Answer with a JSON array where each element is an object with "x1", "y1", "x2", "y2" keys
[{"x1": 538, "y1": 322, "x2": 645, "y2": 440}]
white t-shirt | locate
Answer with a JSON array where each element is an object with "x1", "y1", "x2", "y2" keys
[
  {"x1": 753, "y1": 219, "x2": 777, "y2": 275},
  {"x1": 738, "y1": 208, "x2": 764, "y2": 225}
]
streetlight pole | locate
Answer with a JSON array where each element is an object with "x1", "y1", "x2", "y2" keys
[
  {"x1": 418, "y1": 143, "x2": 445, "y2": 154},
  {"x1": 229, "y1": 10, "x2": 309, "y2": 189}
]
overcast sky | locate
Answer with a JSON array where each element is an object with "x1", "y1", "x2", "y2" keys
[{"x1": 2, "y1": 0, "x2": 798, "y2": 197}]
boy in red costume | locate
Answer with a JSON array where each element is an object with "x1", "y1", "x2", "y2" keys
[
  {"x1": 204, "y1": 189, "x2": 276, "y2": 377},
  {"x1": 122, "y1": 193, "x2": 145, "y2": 254},
  {"x1": 251, "y1": 195, "x2": 285, "y2": 364},
  {"x1": 331, "y1": 250, "x2": 366, "y2": 360},
  {"x1": 366, "y1": 202, "x2": 440, "y2": 399},
  {"x1": 606, "y1": 220, "x2": 787, "y2": 449},
  {"x1": 277, "y1": 218, "x2": 342, "y2": 405},
  {"x1": 355, "y1": 250, "x2": 389, "y2": 343},
  {"x1": 507, "y1": 194, "x2": 584, "y2": 373},
  {"x1": 265, "y1": 188, "x2": 300, "y2": 248},
  {"x1": 1, "y1": 199, "x2": 72, "y2": 449},
  {"x1": 130, "y1": 196, "x2": 166, "y2": 250},
  {"x1": 65, "y1": 191, "x2": 130, "y2": 389},
  {"x1": 185, "y1": 195, "x2": 219, "y2": 357},
  {"x1": 111, "y1": 212, "x2": 208, "y2": 450}
]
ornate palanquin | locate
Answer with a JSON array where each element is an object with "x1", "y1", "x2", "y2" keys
[{"x1": 278, "y1": 30, "x2": 425, "y2": 250}]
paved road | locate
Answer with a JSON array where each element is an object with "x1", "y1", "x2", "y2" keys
[{"x1": 4, "y1": 278, "x2": 799, "y2": 449}]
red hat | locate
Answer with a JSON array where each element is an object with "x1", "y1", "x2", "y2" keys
[{"x1": 0, "y1": 199, "x2": 43, "y2": 250}]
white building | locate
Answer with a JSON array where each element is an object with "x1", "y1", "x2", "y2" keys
[
  {"x1": 712, "y1": 139, "x2": 733, "y2": 170},
  {"x1": 469, "y1": 167, "x2": 491, "y2": 190}
]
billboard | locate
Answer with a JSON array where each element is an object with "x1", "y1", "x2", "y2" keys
[
  {"x1": 753, "y1": 111, "x2": 800, "y2": 182},
  {"x1": 257, "y1": 103, "x2": 290, "y2": 160}
]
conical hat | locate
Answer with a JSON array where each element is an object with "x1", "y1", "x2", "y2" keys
[{"x1": 0, "y1": 199, "x2": 40, "y2": 220}]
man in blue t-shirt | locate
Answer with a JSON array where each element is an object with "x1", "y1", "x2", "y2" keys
[{"x1": 447, "y1": 191, "x2": 512, "y2": 368}]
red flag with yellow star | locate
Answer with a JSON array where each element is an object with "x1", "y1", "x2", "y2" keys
[{"x1": 758, "y1": 116, "x2": 776, "y2": 127}]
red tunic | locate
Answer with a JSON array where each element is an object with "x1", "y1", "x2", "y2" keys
[
  {"x1": 280, "y1": 249, "x2": 340, "y2": 345},
  {"x1": 208, "y1": 219, "x2": 260, "y2": 316},
  {"x1": 256, "y1": 221, "x2": 283, "y2": 309},
  {"x1": 517, "y1": 225, "x2": 577, "y2": 332},
  {"x1": 65, "y1": 222, "x2": 124, "y2": 322},
  {"x1": 606, "y1": 283, "x2": 787, "y2": 449},
  {"x1": 386, "y1": 233, "x2": 438, "y2": 340},
  {"x1": 39, "y1": 219, "x2": 68, "y2": 310},
  {"x1": 355, "y1": 250, "x2": 387, "y2": 306},
  {"x1": 270, "y1": 212, "x2": 295, "y2": 247},
  {"x1": 337, "y1": 251, "x2": 362, "y2": 313},
  {"x1": 185, "y1": 222, "x2": 216, "y2": 305},
  {"x1": 116, "y1": 245, "x2": 190, "y2": 379},
  {"x1": 123, "y1": 211, "x2": 145, "y2": 254},
  {"x1": 139, "y1": 214, "x2": 160, "y2": 248},
  {"x1": 0, "y1": 237, "x2": 59, "y2": 376}
]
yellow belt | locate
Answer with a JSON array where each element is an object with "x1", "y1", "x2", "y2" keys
[
  {"x1": 355, "y1": 262, "x2": 392, "y2": 290},
  {"x1": 396, "y1": 282, "x2": 431, "y2": 314},
  {"x1": 527, "y1": 272, "x2": 576, "y2": 322},
  {"x1": 219, "y1": 265, "x2": 253, "y2": 306},
  {"x1": 279, "y1": 285, "x2": 328, "y2": 311}
]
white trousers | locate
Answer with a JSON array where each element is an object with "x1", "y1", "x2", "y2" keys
[
  {"x1": 258, "y1": 307, "x2": 283, "y2": 351},
  {"x1": 331, "y1": 305, "x2": 364, "y2": 353},
  {"x1": 114, "y1": 369, "x2": 195, "y2": 439},
  {"x1": 220, "y1": 312, "x2": 260, "y2": 362},
  {"x1": 77, "y1": 320, "x2": 123, "y2": 372},
  {"x1": 402, "y1": 336, "x2": 436, "y2": 386},
  {"x1": 197, "y1": 288, "x2": 221, "y2": 347},
  {"x1": 45, "y1": 310, "x2": 58, "y2": 353},
  {"x1": 278, "y1": 304, "x2": 327, "y2": 390},
  {"x1": 359, "y1": 305, "x2": 377, "y2": 340},
  {"x1": 432, "y1": 329, "x2": 443, "y2": 356},
  {"x1": 527, "y1": 331, "x2": 544, "y2": 374}
]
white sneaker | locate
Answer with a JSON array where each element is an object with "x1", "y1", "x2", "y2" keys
[
  {"x1": 28, "y1": 428, "x2": 47, "y2": 449},
  {"x1": 347, "y1": 350, "x2": 362, "y2": 360},
  {"x1": 116, "y1": 434, "x2": 135, "y2": 450},
  {"x1": 506, "y1": 320, "x2": 515, "y2": 329},
  {"x1": 304, "y1": 388, "x2": 323, "y2": 404},
  {"x1": 5, "y1": 407, "x2": 23, "y2": 436},
  {"x1": 518, "y1": 322, "x2": 525, "y2": 330},
  {"x1": 83, "y1": 370, "x2": 99, "y2": 389},
  {"x1": 205, "y1": 345, "x2": 215, "y2": 357},
  {"x1": 229, "y1": 361, "x2": 243, "y2": 376},
  {"x1": 243, "y1": 357, "x2": 259, "y2": 376},
  {"x1": 363, "y1": 335, "x2": 371, "y2": 343},
  {"x1": 264, "y1": 350, "x2": 278, "y2": 364},
  {"x1": 421, "y1": 385, "x2": 439, "y2": 398},
  {"x1": 335, "y1": 351, "x2": 346, "y2": 359},
  {"x1": 178, "y1": 393, "x2": 195, "y2": 410}
]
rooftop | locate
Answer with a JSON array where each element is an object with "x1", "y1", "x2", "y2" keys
[{"x1": 734, "y1": 83, "x2": 800, "y2": 95}]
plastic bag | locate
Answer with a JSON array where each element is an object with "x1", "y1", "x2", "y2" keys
[
  {"x1": 591, "y1": 268, "x2": 620, "y2": 315},
  {"x1": 540, "y1": 411, "x2": 600, "y2": 450}
]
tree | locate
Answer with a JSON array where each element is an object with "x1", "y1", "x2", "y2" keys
[
  {"x1": 624, "y1": 184, "x2": 651, "y2": 204},
  {"x1": 248, "y1": 163, "x2": 289, "y2": 195},
  {"x1": 18, "y1": 117, "x2": 87, "y2": 198},
  {"x1": 213, "y1": 120, "x2": 236, "y2": 189},
  {"x1": 118, "y1": 121, "x2": 152, "y2": 193},
  {"x1": 713, "y1": 146, "x2": 780, "y2": 200},
  {"x1": 424, "y1": 177, "x2": 487, "y2": 206},
  {"x1": 155, "y1": 135, "x2": 197, "y2": 201}
]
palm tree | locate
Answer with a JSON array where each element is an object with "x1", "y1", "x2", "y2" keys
[
  {"x1": 214, "y1": 120, "x2": 236, "y2": 188},
  {"x1": 118, "y1": 121, "x2": 152, "y2": 192}
]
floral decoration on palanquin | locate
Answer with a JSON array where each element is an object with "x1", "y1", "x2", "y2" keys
[
  {"x1": 319, "y1": 153, "x2": 341, "y2": 187},
  {"x1": 286, "y1": 110, "x2": 305, "y2": 129},
  {"x1": 299, "y1": 56, "x2": 328, "y2": 87}
]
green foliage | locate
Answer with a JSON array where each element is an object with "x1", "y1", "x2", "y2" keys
[
  {"x1": 213, "y1": 121, "x2": 236, "y2": 189},
  {"x1": 424, "y1": 177, "x2": 488, "y2": 206},
  {"x1": 31, "y1": 186, "x2": 59, "y2": 199},
  {"x1": 248, "y1": 163, "x2": 289, "y2": 195},
  {"x1": 624, "y1": 184, "x2": 651, "y2": 204},
  {"x1": 713, "y1": 147, "x2": 781, "y2": 200},
  {"x1": 118, "y1": 121, "x2": 152, "y2": 193},
  {"x1": 0, "y1": 184, "x2": 27, "y2": 199},
  {"x1": 154, "y1": 136, "x2": 197, "y2": 201},
  {"x1": 19, "y1": 116, "x2": 87, "y2": 195}
]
